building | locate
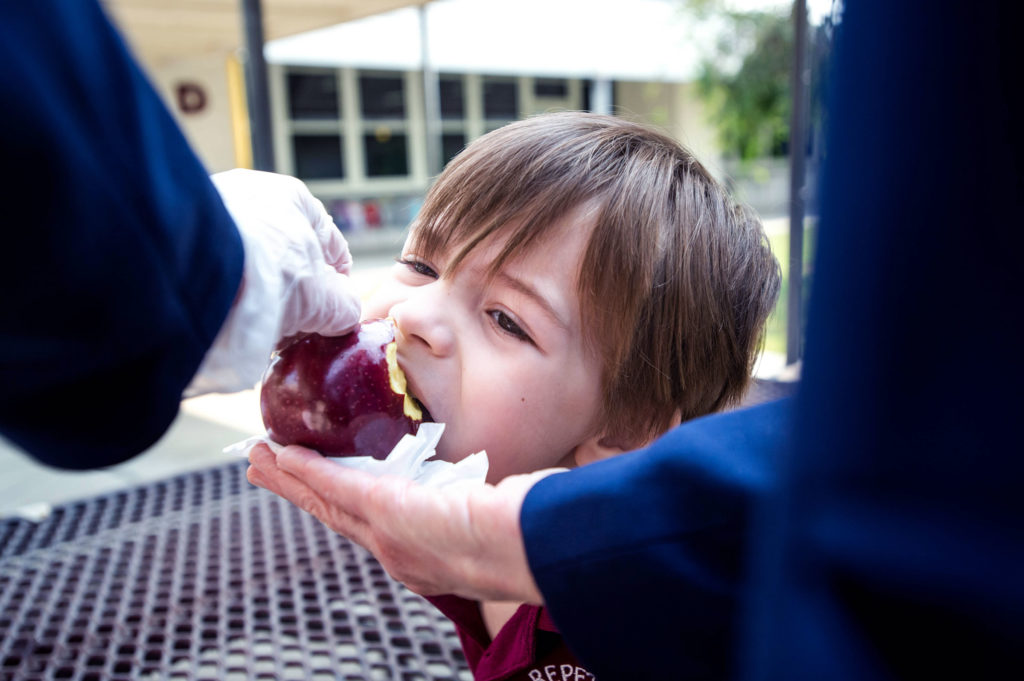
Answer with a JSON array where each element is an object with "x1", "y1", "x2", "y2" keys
[{"x1": 117, "y1": 0, "x2": 743, "y2": 253}]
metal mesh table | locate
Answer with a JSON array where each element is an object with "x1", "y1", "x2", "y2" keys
[
  {"x1": 0, "y1": 379, "x2": 796, "y2": 681},
  {"x1": 0, "y1": 461, "x2": 469, "y2": 681}
]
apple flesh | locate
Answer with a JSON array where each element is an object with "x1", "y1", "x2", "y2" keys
[{"x1": 260, "y1": 318, "x2": 426, "y2": 459}]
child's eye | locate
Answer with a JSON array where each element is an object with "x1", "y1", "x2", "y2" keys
[
  {"x1": 396, "y1": 256, "x2": 438, "y2": 279},
  {"x1": 489, "y1": 310, "x2": 533, "y2": 344}
]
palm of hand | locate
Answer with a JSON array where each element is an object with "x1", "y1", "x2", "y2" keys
[{"x1": 247, "y1": 443, "x2": 553, "y2": 603}]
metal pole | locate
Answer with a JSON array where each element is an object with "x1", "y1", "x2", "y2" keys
[
  {"x1": 420, "y1": 3, "x2": 442, "y2": 177},
  {"x1": 241, "y1": 0, "x2": 275, "y2": 171},
  {"x1": 786, "y1": 0, "x2": 809, "y2": 365},
  {"x1": 591, "y1": 78, "x2": 613, "y2": 115}
]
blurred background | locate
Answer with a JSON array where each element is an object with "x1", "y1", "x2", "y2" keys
[{"x1": 1, "y1": 0, "x2": 839, "y2": 515}]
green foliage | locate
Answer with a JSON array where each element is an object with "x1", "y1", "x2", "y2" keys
[{"x1": 686, "y1": 2, "x2": 794, "y2": 161}]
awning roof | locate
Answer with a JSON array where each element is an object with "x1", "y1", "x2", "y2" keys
[
  {"x1": 265, "y1": 0, "x2": 705, "y2": 82},
  {"x1": 101, "y1": 0, "x2": 804, "y2": 80},
  {"x1": 100, "y1": 0, "x2": 427, "y2": 70}
]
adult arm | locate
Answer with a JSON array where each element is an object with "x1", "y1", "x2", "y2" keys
[
  {"x1": 0, "y1": 1, "x2": 243, "y2": 468},
  {"x1": 735, "y1": 2, "x2": 1024, "y2": 679},
  {"x1": 0, "y1": 3, "x2": 361, "y2": 469},
  {"x1": 523, "y1": 399, "x2": 789, "y2": 680}
]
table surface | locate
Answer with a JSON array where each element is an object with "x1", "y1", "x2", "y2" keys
[
  {"x1": 1, "y1": 460, "x2": 471, "y2": 681},
  {"x1": 0, "y1": 379, "x2": 796, "y2": 681}
]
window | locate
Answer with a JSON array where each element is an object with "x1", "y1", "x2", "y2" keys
[
  {"x1": 281, "y1": 67, "x2": 587, "y2": 190},
  {"x1": 364, "y1": 129, "x2": 409, "y2": 177},
  {"x1": 287, "y1": 72, "x2": 338, "y2": 119},
  {"x1": 356, "y1": 73, "x2": 410, "y2": 177},
  {"x1": 483, "y1": 78, "x2": 518, "y2": 119},
  {"x1": 359, "y1": 75, "x2": 406, "y2": 119},
  {"x1": 287, "y1": 70, "x2": 343, "y2": 180},
  {"x1": 441, "y1": 133, "x2": 466, "y2": 165},
  {"x1": 534, "y1": 78, "x2": 568, "y2": 98},
  {"x1": 440, "y1": 77, "x2": 465, "y2": 119},
  {"x1": 292, "y1": 135, "x2": 344, "y2": 179}
]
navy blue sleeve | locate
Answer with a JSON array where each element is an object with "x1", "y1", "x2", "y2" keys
[
  {"x1": 523, "y1": 399, "x2": 791, "y2": 680},
  {"x1": 0, "y1": 1, "x2": 244, "y2": 469},
  {"x1": 738, "y1": 2, "x2": 1024, "y2": 679},
  {"x1": 523, "y1": 1, "x2": 1023, "y2": 680}
]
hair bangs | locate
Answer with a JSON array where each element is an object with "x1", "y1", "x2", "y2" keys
[{"x1": 409, "y1": 126, "x2": 600, "y2": 278}]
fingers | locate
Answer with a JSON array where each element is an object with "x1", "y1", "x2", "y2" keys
[
  {"x1": 284, "y1": 270, "x2": 361, "y2": 338},
  {"x1": 304, "y1": 193, "x2": 353, "y2": 274},
  {"x1": 248, "y1": 444, "x2": 380, "y2": 551},
  {"x1": 247, "y1": 445, "x2": 327, "y2": 519},
  {"x1": 274, "y1": 445, "x2": 380, "y2": 519},
  {"x1": 312, "y1": 271, "x2": 362, "y2": 336}
]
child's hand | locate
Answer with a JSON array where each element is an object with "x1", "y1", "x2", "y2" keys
[{"x1": 247, "y1": 442, "x2": 561, "y2": 604}]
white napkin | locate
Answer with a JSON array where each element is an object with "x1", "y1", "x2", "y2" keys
[{"x1": 225, "y1": 422, "x2": 489, "y2": 489}]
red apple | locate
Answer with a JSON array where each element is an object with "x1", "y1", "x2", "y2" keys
[{"x1": 260, "y1": 318, "x2": 427, "y2": 459}]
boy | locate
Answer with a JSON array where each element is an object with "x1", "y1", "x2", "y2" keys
[{"x1": 357, "y1": 112, "x2": 781, "y2": 680}]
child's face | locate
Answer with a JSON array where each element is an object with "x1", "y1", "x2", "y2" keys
[{"x1": 361, "y1": 209, "x2": 605, "y2": 482}]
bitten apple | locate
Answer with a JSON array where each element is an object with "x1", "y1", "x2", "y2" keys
[{"x1": 260, "y1": 318, "x2": 426, "y2": 459}]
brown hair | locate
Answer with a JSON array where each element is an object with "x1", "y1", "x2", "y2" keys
[{"x1": 410, "y1": 112, "x2": 780, "y2": 447}]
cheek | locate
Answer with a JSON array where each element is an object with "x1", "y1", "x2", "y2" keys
[{"x1": 460, "y1": 367, "x2": 601, "y2": 477}]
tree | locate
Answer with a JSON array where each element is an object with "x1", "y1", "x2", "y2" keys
[
  {"x1": 684, "y1": 1, "x2": 841, "y2": 163},
  {"x1": 686, "y1": 1, "x2": 794, "y2": 161}
]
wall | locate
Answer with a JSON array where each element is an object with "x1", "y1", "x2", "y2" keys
[
  {"x1": 616, "y1": 80, "x2": 793, "y2": 219},
  {"x1": 148, "y1": 53, "x2": 241, "y2": 174},
  {"x1": 615, "y1": 80, "x2": 722, "y2": 178}
]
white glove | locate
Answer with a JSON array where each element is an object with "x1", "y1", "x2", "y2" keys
[{"x1": 186, "y1": 169, "x2": 361, "y2": 396}]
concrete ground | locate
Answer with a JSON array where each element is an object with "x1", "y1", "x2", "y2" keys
[{"x1": 1, "y1": 219, "x2": 797, "y2": 519}]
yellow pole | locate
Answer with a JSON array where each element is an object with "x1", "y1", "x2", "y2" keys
[{"x1": 225, "y1": 53, "x2": 253, "y2": 169}]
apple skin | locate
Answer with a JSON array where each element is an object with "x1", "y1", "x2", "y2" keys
[{"x1": 260, "y1": 318, "x2": 423, "y2": 459}]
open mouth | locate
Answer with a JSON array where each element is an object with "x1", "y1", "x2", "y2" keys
[
  {"x1": 410, "y1": 395, "x2": 433, "y2": 423},
  {"x1": 402, "y1": 375, "x2": 434, "y2": 423},
  {"x1": 384, "y1": 343, "x2": 434, "y2": 424},
  {"x1": 382, "y1": 318, "x2": 434, "y2": 425}
]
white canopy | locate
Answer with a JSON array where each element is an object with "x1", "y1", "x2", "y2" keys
[{"x1": 265, "y1": 0, "x2": 708, "y2": 82}]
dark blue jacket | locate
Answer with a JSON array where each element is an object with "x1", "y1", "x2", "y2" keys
[
  {"x1": 0, "y1": 2, "x2": 243, "y2": 468},
  {"x1": 523, "y1": 1, "x2": 1023, "y2": 678}
]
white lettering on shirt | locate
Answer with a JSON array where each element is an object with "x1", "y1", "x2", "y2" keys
[{"x1": 526, "y1": 664, "x2": 595, "y2": 680}]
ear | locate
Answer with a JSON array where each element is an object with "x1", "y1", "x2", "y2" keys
[
  {"x1": 573, "y1": 436, "x2": 626, "y2": 466},
  {"x1": 573, "y1": 409, "x2": 683, "y2": 467},
  {"x1": 571, "y1": 434, "x2": 630, "y2": 467}
]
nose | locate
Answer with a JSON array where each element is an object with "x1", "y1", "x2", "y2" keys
[{"x1": 388, "y1": 284, "x2": 457, "y2": 358}]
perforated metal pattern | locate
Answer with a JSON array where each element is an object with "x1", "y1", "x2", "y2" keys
[
  {"x1": 0, "y1": 462, "x2": 470, "y2": 681},
  {"x1": 0, "y1": 379, "x2": 796, "y2": 681}
]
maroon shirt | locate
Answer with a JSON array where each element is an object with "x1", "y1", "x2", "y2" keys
[{"x1": 427, "y1": 595, "x2": 597, "y2": 681}]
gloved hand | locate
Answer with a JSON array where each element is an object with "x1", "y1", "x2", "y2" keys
[{"x1": 186, "y1": 169, "x2": 361, "y2": 396}]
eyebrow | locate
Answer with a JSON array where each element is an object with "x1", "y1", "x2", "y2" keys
[{"x1": 495, "y1": 272, "x2": 571, "y2": 331}]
